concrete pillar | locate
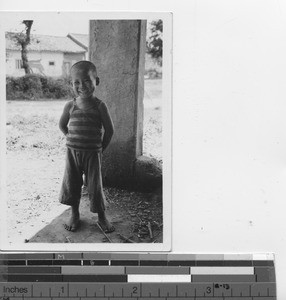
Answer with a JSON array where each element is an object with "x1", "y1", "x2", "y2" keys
[{"x1": 89, "y1": 20, "x2": 146, "y2": 186}]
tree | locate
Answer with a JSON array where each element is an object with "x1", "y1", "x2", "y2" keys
[
  {"x1": 11, "y1": 20, "x2": 34, "y2": 74},
  {"x1": 146, "y1": 20, "x2": 163, "y2": 66}
]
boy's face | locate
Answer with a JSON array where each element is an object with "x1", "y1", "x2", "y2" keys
[{"x1": 71, "y1": 66, "x2": 97, "y2": 100}]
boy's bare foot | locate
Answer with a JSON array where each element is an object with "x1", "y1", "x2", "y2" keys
[
  {"x1": 98, "y1": 212, "x2": 115, "y2": 233},
  {"x1": 64, "y1": 211, "x2": 80, "y2": 232}
]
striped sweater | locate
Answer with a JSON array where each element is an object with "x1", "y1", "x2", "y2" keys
[{"x1": 66, "y1": 99, "x2": 103, "y2": 151}]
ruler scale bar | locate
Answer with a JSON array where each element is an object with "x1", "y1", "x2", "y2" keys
[
  {"x1": 0, "y1": 282, "x2": 277, "y2": 298},
  {"x1": 0, "y1": 253, "x2": 276, "y2": 299}
]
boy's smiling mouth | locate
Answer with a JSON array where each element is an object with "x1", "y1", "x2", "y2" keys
[{"x1": 79, "y1": 89, "x2": 92, "y2": 96}]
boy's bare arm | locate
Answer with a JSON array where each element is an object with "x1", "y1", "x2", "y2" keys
[
  {"x1": 99, "y1": 102, "x2": 114, "y2": 151},
  {"x1": 59, "y1": 101, "x2": 73, "y2": 135}
]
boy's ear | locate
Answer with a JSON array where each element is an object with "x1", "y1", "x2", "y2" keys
[{"x1": 96, "y1": 77, "x2": 100, "y2": 86}]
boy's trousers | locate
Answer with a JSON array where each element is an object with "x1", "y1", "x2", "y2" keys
[{"x1": 59, "y1": 148, "x2": 106, "y2": 213}]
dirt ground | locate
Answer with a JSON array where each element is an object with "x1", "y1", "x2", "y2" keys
[
  {"x1": 5, "y1": 79, "x2": 163, "y2": 245},
  {"x1": 29, "y1": 187, "x2": 162, "y2": 244}
]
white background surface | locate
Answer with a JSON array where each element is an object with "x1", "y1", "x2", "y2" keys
[{"x1": 1, "y1": 0, "x2": 286, "y2": 298}]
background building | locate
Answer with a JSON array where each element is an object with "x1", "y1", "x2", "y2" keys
[{"x1": 6, "y1": 32, "x2": 88, "y2": 77}]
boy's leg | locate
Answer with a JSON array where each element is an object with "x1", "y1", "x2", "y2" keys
[
  {"x1": 98, "y1": 210, "x2": 115, "y2": 233},
  {"x1": 59, "y1": 148, "x2": 83, "y2": 231},
  {"x1": 81, "y1": 173, "x2": 88, "y2": 195},
  {"x1": 65, "y1": 201, "x2": 80, "y2": 232},
  {"x1": 84, "y1": 151, "x2": 115, "y2": 233},
  {"x1": 83, "y1": 173, "x2": 87, "y2": 186}
]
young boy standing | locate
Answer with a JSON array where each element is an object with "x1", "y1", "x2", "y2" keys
[{"x1": 59, "y1": 60, "x2": 115, "y2": 233}]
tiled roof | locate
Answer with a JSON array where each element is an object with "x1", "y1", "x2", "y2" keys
[
  {"x1": 67, "y1": 33, "x2": 89, "y2": 50},
  {"x1": 6, "y1": 32, "x2": 86, "y2": 53}
]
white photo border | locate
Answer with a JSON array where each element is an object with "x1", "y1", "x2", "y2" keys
[{"x1": 0, "y1": 11, "x2": 172, "y2": 252}]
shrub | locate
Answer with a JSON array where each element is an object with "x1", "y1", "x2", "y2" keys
[
  {"x1": 6, "y1": 74, "x2": 74, "y2": 100},
  {"x1": 23, "y1": 74, "x2": 43, "y2": 99},
  {"x1": 47, "y1": 78, "x2": 73, "y2": 99}
]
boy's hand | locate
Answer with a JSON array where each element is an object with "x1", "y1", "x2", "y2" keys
[
  {"x1": 99, "y1": 102, "x2": 114, "y2": 151},
  {"x1": 59, "y1": 101, "x2": 73, "y2": 136}
]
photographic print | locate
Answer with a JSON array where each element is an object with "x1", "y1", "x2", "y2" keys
[{"x1": 0, "y1": 12, "x2": 172, "y2": 251}]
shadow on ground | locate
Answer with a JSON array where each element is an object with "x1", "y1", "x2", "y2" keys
[{"x1": 28, "y1": 187, "x2": 163, "y2": 243}]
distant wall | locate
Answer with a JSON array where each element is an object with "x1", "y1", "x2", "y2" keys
[
  {"x1": 6, "y1": 50, "x2": 85, "y2": 77},
  {"x1": 63, "y1": 53, "x2": 86, "y2": 76}
]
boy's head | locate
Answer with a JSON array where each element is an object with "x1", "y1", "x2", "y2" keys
[{"x1": 70, "y1": 61, "x2": 100, "y2": 99}]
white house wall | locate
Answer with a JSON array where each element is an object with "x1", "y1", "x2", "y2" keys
[
  {"x1": 64, "y1": 52, "x2": 86, "y2": 64},
  {"x1": 6, "y1": 50, "x2": 65, "y2": 77},
  {"x1": 62, "y1": 53, "x2": 86, "y2": 76}
]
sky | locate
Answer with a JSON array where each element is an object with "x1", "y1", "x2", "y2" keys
[
  {"x1": 5, "y1": 14, "x2": 89, "y2": 36},
  {"x1": 3, "y1": 13, "x2": 154, "y2": 37}
]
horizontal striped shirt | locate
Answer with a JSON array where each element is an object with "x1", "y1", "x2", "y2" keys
[{"x1": 66, "y1": 99, "x2": 103, "y2": 151}]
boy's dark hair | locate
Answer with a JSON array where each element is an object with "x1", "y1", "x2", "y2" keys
[{"x1": 71, "y1": 60, "x2": 100, "y2": 86}]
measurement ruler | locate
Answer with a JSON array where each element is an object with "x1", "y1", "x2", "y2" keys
[{"x1": 0, "y1": 252, "x2": 276, "y2": 299}]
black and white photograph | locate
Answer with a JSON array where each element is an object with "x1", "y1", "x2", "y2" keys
[{"x1": 0, "y1": 12, "x2": 172, "y2": 251}]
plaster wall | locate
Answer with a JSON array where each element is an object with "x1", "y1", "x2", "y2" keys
[{"x1": 89, "y1": 20, "x2": 146, "y2": 186}]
